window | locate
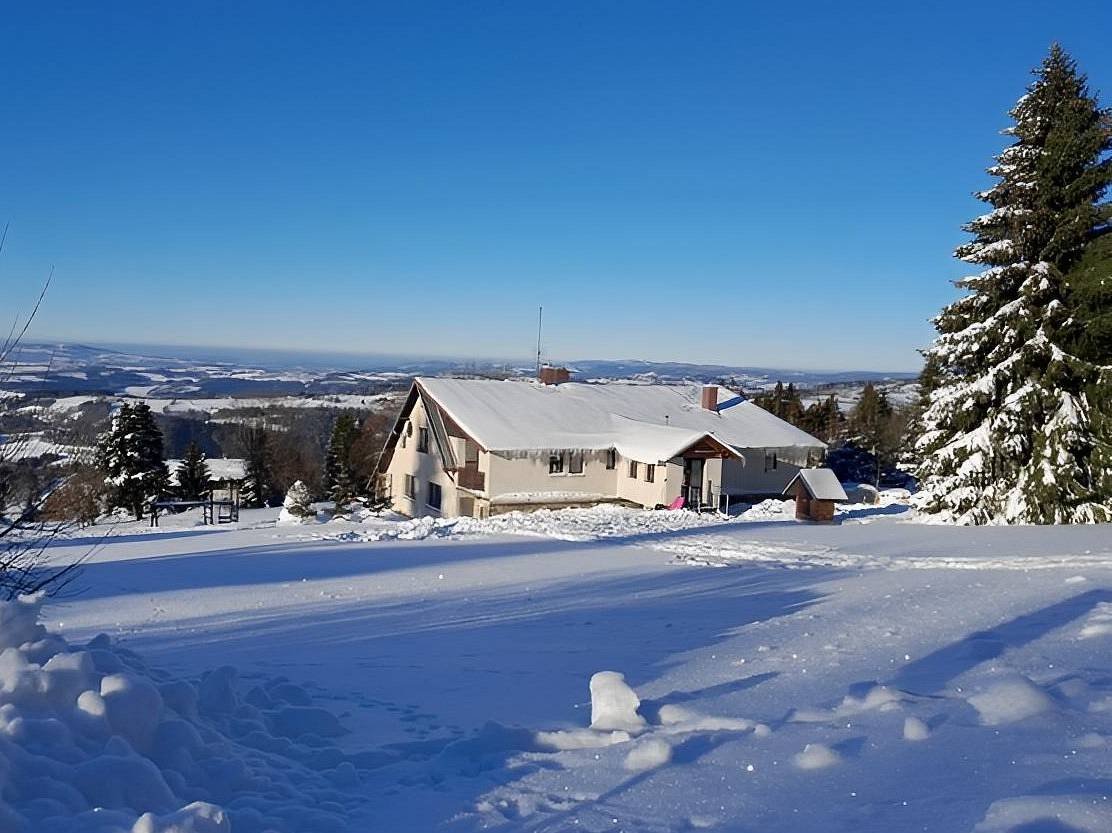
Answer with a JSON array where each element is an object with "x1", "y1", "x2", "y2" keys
[
  {"x1": 645, "y1": 464, "x2": 655, "y2": 483},
  {"x1": 404, "y1": 474, "x2": 417, "y2": 499},
  {"x1": 417, "y1": 426, "x2": 430, "y2": 454},
  {"x1": 549, "y1": 453, "x2": 564, "y2": 474},
  {"x1": 427, "y1": 482, "x2": 442, "y2": 510},
  {"x1": 605, "y1": 449, "x2": 616, "y2": 470},
  {"x1": 465, "y1": 440, "x2": 479, "y2": 467},
  {"x1": 569, "y1": 452, "x2": 584, "y2": 474},
  {"x1": 764, "y1": 452, "x2": 778, "y2": 472},
  {"x1": 401, "y1": 421, "x2": 412, "y2": 448},
  {"x1": 628, "y1": 461, "x2": 638, "y2": 479}
]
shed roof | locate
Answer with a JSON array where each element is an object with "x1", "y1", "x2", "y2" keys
[
  {"x1": 783, "y1": 468, "x2": 849, "y2": 501},
  {"x1": 414, "y1": 378, "x2": 824, "y2": 462},
  {"x1": 167, "y1": 457, "x2": 247, "y2": 484}
]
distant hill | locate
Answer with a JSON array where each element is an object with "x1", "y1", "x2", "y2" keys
[{"x1": 3, "y1": 342, "x2": 917, "y2": 400}]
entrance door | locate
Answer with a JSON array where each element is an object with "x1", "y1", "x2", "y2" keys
[{"x1": 683, "y1": 458, "x2": 704, "y2": 507}]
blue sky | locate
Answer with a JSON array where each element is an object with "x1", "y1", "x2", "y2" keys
[{"x1": 2, "y1": 1, "x2": 1110, "y2": 371}]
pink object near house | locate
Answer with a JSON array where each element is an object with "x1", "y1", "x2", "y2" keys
[{"x1": 666, "y1": 496, "x2": 686, "y2": 511}]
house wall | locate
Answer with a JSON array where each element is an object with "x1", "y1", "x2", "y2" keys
[
  {"x1": 486, "y1": 450, "x2": 618, "y2": 504},
  {"x1": 615, "y1": 456, "x2": 675, "y2": 508},
  {"x1": 720, "y1": 449, "x2": 815, "y2": 497},
  {"x1": 385, "y1": 396, "x2": 460, "y2": 519}
]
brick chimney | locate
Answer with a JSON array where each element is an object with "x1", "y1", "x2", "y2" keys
[
  {"x1": 539, "y1": 366, "x2": 571, "y2": 386},
  {"x1": 701, "y1": 384, "x2": 719, "y2": 412}
]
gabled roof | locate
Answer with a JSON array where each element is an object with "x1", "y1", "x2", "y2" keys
[
  {"x1": 409, "y1": 378, "x2": 823, "y2": 463},
  {"x1": 608, "y1": 416, "x2": 742, "y2": 464},
  {"x1": 783, "y1": 468, "x2": 848, "y2": 501}
]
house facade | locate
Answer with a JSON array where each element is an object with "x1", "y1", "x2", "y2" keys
[{"x1": 376, "y1": 377, "x2": 826, "y2": 519}]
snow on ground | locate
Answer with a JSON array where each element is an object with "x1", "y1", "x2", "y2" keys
[{"x1": 10, "y1": 502, "x2": 1112, "y2": 832}]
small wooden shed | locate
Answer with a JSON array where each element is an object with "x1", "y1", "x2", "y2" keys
[{"x1": 783, "y1": 468, "x2": 848, "y2": 523}]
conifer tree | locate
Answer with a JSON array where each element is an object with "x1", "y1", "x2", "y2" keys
[
  {"x1": 783, "y1": 383, "x2": 804, "y2": 424},
  {"x1": 851, "y1": 384, "x2": 893, "y2": 452},
  {"x1": 241, "y1": 425, "x2": 276, "y2": 508},
  {"x1": 915, "y1": 45, "x2": 1112, "y2": 524},
  {"x1": 769, "y1": 381, "x2": 786, "y2": 417},
  {"x1": 754, "y1": 381, "x2": 804, "y2": 426},
  {"x1": 96, "y1": 402, "x2": 169, "y2": 519},
  {"x1": 175, "y1": 441, "x2": 211, "y2": 501},
  {"x1": 323, "y1": 412, "x2": 359, "y2": 503},
  {"x1": 279, "y1": 480, "x2": 315, "y2": 523},
  {"x1": 1067, "y1": 233, "x2": 1112, "y2": 363}
]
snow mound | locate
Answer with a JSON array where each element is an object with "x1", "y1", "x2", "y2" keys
[
  {"x1": 623, "y1": 737, "x2": 672, "y2": 772},
  {"x1": 740, "y1": 499, "x2": 795, "y2": 520},
  {"x1": 1079, "y1": 602, "x2": 1112, "y2": 638},
  {"x1": 325, "y1": 504, "x2": 733, "y2": 545},
  {"x1": 793, "y1": 743, "x2": 840, "y2": 770},
  {"x1": 0, "y1": 594, "x2": 364, "y2": 832},
  {"x1": 535, "y1": 728, "x2": 632, "y2": 751},
  {"x1": 971, "y1": 794, "x2": 1112, "y2": 833},
  {"x1": 903, "y1": 716, "x2": 930, "y2": 741},
  {"x1": 792, "y1": 684, "x2": 903, "y2": 722},
  {"x1": 967, "y1": 676, "x2": 1054, "y2": 726},
  {"x1": 589, "y1": 671, "x2": 647, "y2": 733}
]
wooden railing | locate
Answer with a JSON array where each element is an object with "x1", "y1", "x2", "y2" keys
[{"x1": 457, "y1": 467, "x2": 485, "y2": 491}]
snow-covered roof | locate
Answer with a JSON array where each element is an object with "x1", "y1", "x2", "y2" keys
[
  {"x1": 167, "y1": 457, "x2": 247, "y2": 484},
  {"x1": 414, "y1": 378, "x2": 824, "y2": 464},
  {"x1": 784, "y1": 468, "x2": 848, "y2": 501}
]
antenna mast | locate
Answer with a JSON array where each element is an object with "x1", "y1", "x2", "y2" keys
[{"x1": 535, "y1": 305, "x2": 543, "y2": 379}]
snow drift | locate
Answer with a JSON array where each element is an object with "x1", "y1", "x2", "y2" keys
[{"x1": 0, "y1": 594, "x2": 364, "y2": 832}]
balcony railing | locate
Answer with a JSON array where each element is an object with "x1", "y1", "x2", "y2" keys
[{"x1": 457, "y1": 467, "x2": 485, "y2": 492}]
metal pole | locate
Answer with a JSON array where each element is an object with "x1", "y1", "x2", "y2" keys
[{"x1": 536, "y1": 306, "x2": 543, "y2": 379}]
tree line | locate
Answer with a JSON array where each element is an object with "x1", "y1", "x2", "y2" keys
[
  {"x1": 43, "y1": 402, "x2": 391, "y2": 522},
  {"x1": 752, "y1": 381, "x2": 911, "y2": 486}
]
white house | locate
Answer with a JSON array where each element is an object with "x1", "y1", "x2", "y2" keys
[{"x1": 376, "y1": 377, "x2": 826, "y2": 519}]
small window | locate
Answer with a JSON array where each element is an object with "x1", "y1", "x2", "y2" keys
[
  {"x1": 417, "y1": 426, "x2": 430, "y2": 454},
  {"x1": 645, "y1": 464, "x2": 655, "y2": 483},
  {"x1": 549, "y1": 453, "x2": 564, "y2": 474},
  {"x1": 400, "y1": 432, "x2": 407, "y2": 449},
  {"x1": 628, "y1": 461, "x2": 638, "y2": 479},
  {"x1": 764, "y1": 452, "x2": 778, "y2": 472},
  {"x1": 465, "y1": 440, "x2": 479, "y2": 466},
  {"x1": 427, "y1": 482, "x2": 442, "y2": 510},
  {"x1": 404, "y1": 474, "x2": 416, "y2": 499},
  {"x1": 569, "y1": 452, "x2": 584, "y2": 474},
  {"x1": 605, "y1": 449, "x2": 616, "y2": 470}
]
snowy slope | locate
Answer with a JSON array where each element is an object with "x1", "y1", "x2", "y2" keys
[{"x1": 16, "y1": 506, "x2": 1112, "y2": 832}]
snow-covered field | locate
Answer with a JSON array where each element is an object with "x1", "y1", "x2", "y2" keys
[{"x1": 8, "y1": 501, "x2": 1112, "y2": 832}]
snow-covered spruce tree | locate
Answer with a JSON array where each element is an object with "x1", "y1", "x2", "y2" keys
[
  {"x1": 96, "y1": 402, "x2": 170, "y2": 519},
  {"x1": 322, "y1": 412, "x2": 358, "y2": 496},
  {"x1": 916, "y1": 45, "x2": 1112, "y2": 524},
  {"x1": 175, "y1": 441, "x2": 211, "y2": 501},
  {"x1": 330, "y1": 466, "x2": 357, "y2": 517},
  {"x1": 278, "y1": 479, "x2": 315, "y2": 524},
  {"x1": 240, "y1": 425, "x2": 275, "y2": 508}
]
